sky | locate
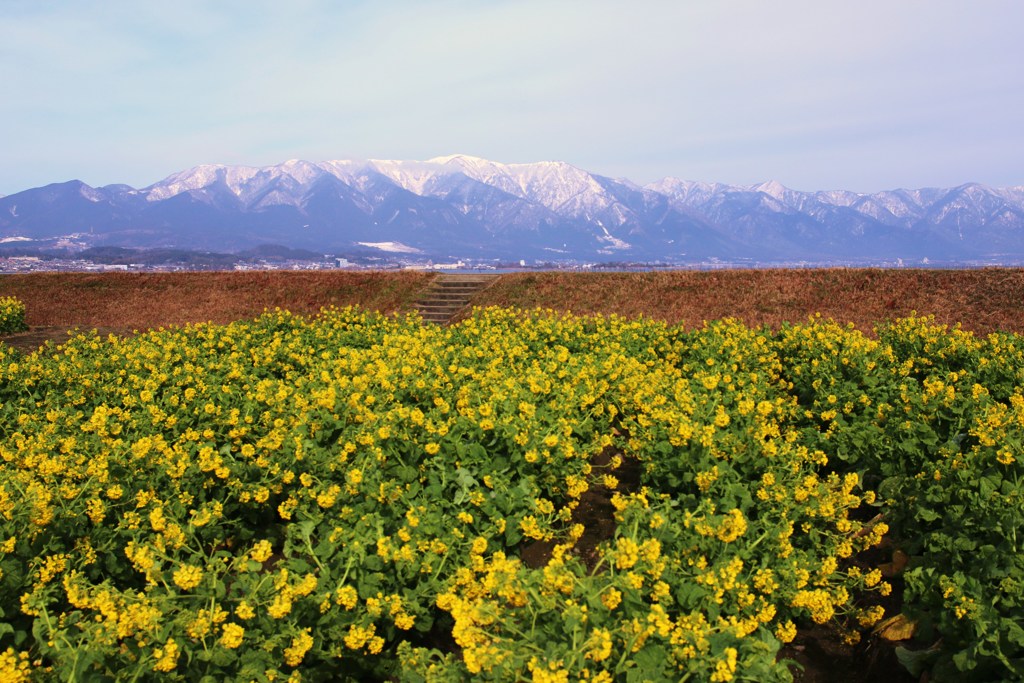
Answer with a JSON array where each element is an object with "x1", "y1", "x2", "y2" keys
[{"x1": 2, "y1": 0, "x2": 1023, "y2": 196}]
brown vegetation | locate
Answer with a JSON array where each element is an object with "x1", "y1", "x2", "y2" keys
[
  {"x1": 468, "y1": 268, "x2": 1024, "y2": 335},
  {"x1": 2, "y1": 268, "x2": 1024, "y2": 341},
  {"x1": 0, "y1": 270, "x2": 435, "y2": 329}
]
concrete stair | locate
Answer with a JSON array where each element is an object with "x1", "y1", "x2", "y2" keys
[{"x1": 414, "y1": 274, "x2": 497, "y2": 325}]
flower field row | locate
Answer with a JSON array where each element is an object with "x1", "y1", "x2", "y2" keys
[{"x1": 0, "y1": 306, "x2": 1021, "y2": 681}]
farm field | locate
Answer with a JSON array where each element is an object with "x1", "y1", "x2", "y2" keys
[{"x1": 0, "y1": 269, "x2": 1023, "y2": 681}]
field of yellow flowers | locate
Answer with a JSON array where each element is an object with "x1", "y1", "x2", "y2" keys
[{"x1": 0, "y1": 303, "x2": 1022, "y2": 681}]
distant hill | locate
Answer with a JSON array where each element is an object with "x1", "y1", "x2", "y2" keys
[{"x1": 2, "y1": 156, "x2": 1023, "y2": 263}]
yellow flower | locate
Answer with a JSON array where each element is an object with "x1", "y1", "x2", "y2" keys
[
  {"x1": 610, "y1": 536, "x2": 634, "y2": 573},
  {"x1": 600, "y1": 588, "x2": 622, "y2": 611},
  {"x1": 219, "y1": 623, "x2": 245, "y2": 649},
  {"x1": 863, "y1": 568, "x2": 882, "y2": 588},
  {"x1": 775, "y1": 620, "x2": 797, "y2": 643},
  {"x1": 585, "y1": 628, "x2": 613, "y2": 662},
  {"x1": 527, "y1": 657, "x2": 570, "y2": 683},
  {"x1": 250, "y1": 540, "x2": 274, "y2": 563},
  {"x1": 172, "y1": 565, "x2": 203, "y2": 591},
  {"x1": 713, "y1": 405, "x2": 731, "y2": 428},
  {"x1": 0, "y1": 647, "x2": 31, "y2": 682},
  {"x1": 344, "y1": 623, "x2": 376, "y2": 651},
  {"x1": 695, "y1": 466, "x2": 719, "y2": 492},
  {"x1": 716, "y1": 508, "x2": 747, "y2": 543},
  {"x1": 152, "y1": 638, "x2": 179, "y2": 672},
  {"x1": 294, "y1": 573, "x2": 318, "y2": 597},
  {"x1": 520, "y1": 516, "x2": 547, "y2": 541},
  {"x1": 268, "y1": 593, "x2": 293, "y2": 619},
  {"x1": 857, "y1": 605, "x2": 885, "y2": 628},
  {"x1": 284, "y1": 629, "x2": 314, "y2": 666},
  {"x1": 791, "y1": 589, "x2": 835, "y2": 624},
  {"x1": 335, "y1": 585, "x2": 358, "y2": 610},
  {"x1": 709, "y1": 647, "x2": 737, "y2": 682}
]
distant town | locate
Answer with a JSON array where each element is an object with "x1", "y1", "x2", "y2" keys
[{"x1": 1, "y1": 246, "x2": 1017, "y2": 275}]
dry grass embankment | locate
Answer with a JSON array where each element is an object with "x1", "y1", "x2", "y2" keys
[
  {"x1": 0, "y1": 270, "x2": 435, "y2": 329},
  {"x1": 2, "y1": 268, "x2": 1024, "y2": 341},
  {"x1": 468, "y1": 268, "x2": 1024, "y2": 335}
]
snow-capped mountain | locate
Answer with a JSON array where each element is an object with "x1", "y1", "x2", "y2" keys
[{"x1": 2, "y1": 155, "x2": 1023, "y2": 263}]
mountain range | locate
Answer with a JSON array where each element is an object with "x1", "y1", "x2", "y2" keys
[{"x1": 3, "y1": 154, "x2": 1024, "y2": 263}]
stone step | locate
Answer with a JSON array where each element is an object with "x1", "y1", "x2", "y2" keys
[
  {"x1": 431, "y1": 274, "x2": 495, "y2": 281},
  {"x1": 424, "y1": 292, "x2": 481, "y2": 301},
  {"x1": 434, "y1": 283, "x2": 490, "y2": 290},
  {"x1": 424, "y1": 286, "x2": 488, "y2": 294},
  {"x1": 417, "y1": 304, "x2": 466, "y2": 314},
  {"x1": 413, "y1": 274, "x2": 498, "y2": 325},
  {"x1": 419, "y1": 298, "x2": 475, "y2": 305}
]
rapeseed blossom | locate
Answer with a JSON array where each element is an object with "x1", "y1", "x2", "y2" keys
[{"x1": 0, "y1": 307, "x2": 1017, "y2": 680}]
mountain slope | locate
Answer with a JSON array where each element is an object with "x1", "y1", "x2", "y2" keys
[{"x1": 2, "y1": 156, "x2": 1024, "y2": 263}]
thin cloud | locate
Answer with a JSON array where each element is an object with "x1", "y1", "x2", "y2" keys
[{"x1": 1, "y1": 0, "x2": 1022, "y2": 195}]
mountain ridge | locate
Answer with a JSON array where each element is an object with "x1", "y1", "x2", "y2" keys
[{"x1": 2, "y1": 155, "x2": 1023, "y2": 263}]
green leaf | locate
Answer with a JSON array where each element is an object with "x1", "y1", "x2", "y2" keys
[
  {"x1": 952, "y1": 537, "x2": 977, "y2": 552},
  {"x1": 209, "y1": 647, "x2": 238, "y2": 667},
  {"x1": 631, "y1": 644, "x2": 668, "y2": 674},
  {"x1": 1004, "y1": 619, "x2": 1024, "y2": 648},
  {"x1": 504, "y1": 526, "x2": 522, "y2": 547},
  {"x1": 952, "y1": 649, "x2": 978, "y2": 672},
  {"x1": 895, "y1": 646, "x2": 937, "y2": 677}
]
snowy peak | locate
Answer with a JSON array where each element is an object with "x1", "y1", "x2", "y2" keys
[
  {"x1": 426, "y1": 153, "x2": 496, "y2": 168},
  {"x1": 128, "y1": 158, "x2": 1024, "y2": 234},
  {"x1": 751, "y1": 180, "x2": 790, "y2": 201},
  {"x1": 145, "y1": 164, "x2": 232, "y2": 201},
  {"x1": 142, "y1": 156, "x2": 638, "y2": 222},
  {"x1": 645, "y1": 178, "x2": 728, "y2": 203},
  {"x1": 5, "y1": 155, "x2": 1024, "y2": 264}
]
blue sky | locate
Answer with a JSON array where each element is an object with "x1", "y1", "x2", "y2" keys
[{"x1": 2, "y1": 0, "x2": 1022, "y2": 196}]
